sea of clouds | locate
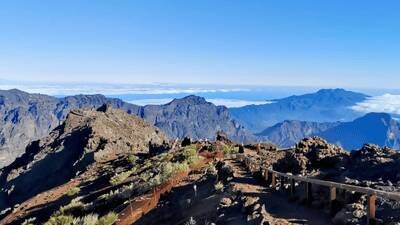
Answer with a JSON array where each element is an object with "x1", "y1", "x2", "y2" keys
[
  {"x1": 351, "y1": 94, "x2": 400, "y2": 115},
  {"x1": 0, "y1": 81, "x2": 272, "y2": 107},
  {"x1": 0, "y1": 82, "x2": 248, "y2": 96},
  {"x1": 128, "y1": 98, "x2": 271, "y2": 107}
]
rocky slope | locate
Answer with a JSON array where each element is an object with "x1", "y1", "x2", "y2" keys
[
  {"x1": 0, "y1": 89, "x2": 249, "y2": 168},
  {"x1": 230, "y1": 88, "x2": 368, "y2": 132},
  {"x1": 0, "y1": 105, "x2": 168, "y2": 211}
]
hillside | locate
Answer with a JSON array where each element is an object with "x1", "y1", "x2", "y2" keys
[
  {"x1": 0, "y1": 105, "x2": 168, "y2": 211},
  {"x1": 230, "y1": 88, "x2": 368, "y2": 132}
]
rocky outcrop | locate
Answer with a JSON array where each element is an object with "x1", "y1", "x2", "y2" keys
[
  {"x1": 273, "y1": 137, "x2": 349, "y2": 175},
  {"x1": 343, "y1": 144, "x2": 400, "y2": 183},
  {"x1": 0, "y1": 105, "x2": 168, "y2": 210}
]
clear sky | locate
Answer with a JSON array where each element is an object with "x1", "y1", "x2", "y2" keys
[{"x1": 1, "y1": 1, "x2": 400, "y2": 88}]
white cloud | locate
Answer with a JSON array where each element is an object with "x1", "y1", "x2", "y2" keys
[
  {"x1": 0, "y1": 83, "x2": 249, "y2": 96},
  {"x1": 128, "y1": 98, "x2": 272, "y2": 107},
  {"x1": 351, "y1": 94, "x2": 400, "y2": 114},
  {"x1": 207, "y1": 99, "x2": 273, "y2": 108},
  {"x1": 128, "y1": 98, "x2": 174, "y2": 106}
]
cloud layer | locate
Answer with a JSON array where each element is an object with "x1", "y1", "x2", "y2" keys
[
  {"x1": 0, "y1": 82, "x2": 248, "y2": 96},
  {"x1": 352, "y1": 94, "x2": 400, "y2": 114},
  {"x1": 129, "y1": 98, "x2": 271, "y2": 107}
]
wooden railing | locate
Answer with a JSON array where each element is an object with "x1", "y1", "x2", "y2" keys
[{"x1": 237, "y1": 154, "x2": 400, "y2": 225}]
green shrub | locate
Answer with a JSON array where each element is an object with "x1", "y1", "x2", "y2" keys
[
  {"x1": 127, "y1": 153, "x2": 138, "y2": 164},
  {"x1": 214, "y1": 182, "x2": 224, "y2": 192},
  {"x1": 59, "y1": 197, "x2": 85, "y2": 214},
  {"x1": 98, "y1": 183, "x2": 135, "y2": 201},
  {"x1": 44, "y1": 214, "x2": 74, "y2": 225},
  {"x1": 97, "y1": 212, "x2": 118, "y2": 225},
  {"x1": 222, "y1": 145, "x2": 239, "y2": 155},
  {"x1": 109, "y1": 165, "x2": 139, "y2": 186},
  {"x1": 66, "y1": 187, "x2": 80, "y2": 197},
  {"x1": 74, "y1": 214, "x2": 98, "y2": 225}
]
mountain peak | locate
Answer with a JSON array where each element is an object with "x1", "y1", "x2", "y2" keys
[{"x1": 169, "y1": 95, "x2": 208, "y2": 105}]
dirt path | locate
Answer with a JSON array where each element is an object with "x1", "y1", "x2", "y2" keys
[{"x1": 225, "y1": 159, "x2": 332, "y2": 225}]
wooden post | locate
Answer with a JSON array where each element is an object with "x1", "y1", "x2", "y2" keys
[
  {"x1": 306, "y1": 182, "x2": 313, "y2": 205},
  {"x1": 264, "y1": 170, "x2": 269, "y2": 182},
  {"x1": 329, "y1": 187, "x2": 337, "y2": 214},
  {"x1": 367, "y1": 194, "x2": 377, "y2": 225},
  {"x1": 271, "y1": 173, "x2": 276, "y2": 189},
  {"x1": 280, "y1": 176, "x2": 285, "y2": 190},
  {"x1": 290, "y1": 179, "x2": 295, "y2": 197}
]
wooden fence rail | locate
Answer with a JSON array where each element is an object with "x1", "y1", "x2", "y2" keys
[{"x1": 237, "y1": 154, "x2": 400, "y2": 225}]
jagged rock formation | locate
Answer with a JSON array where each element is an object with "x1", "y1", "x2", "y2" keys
[
  {"x1": 272, "y1": 137, "x2": 400, "y2": 186},
  {"x1": 273, "y1": 137, "x2": 349, "y2": 175},
  {"x1": 0, "y1": 90, "x2": 250, "y2": 168},
  {"x1": 0, "y1": 105, "x2": 168, "y2": 210},
  {"x1": 343, "y1": 144, "x2": 400, "y2": 182}
]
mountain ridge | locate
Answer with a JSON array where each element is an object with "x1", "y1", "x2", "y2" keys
[
  {"x1": 229, "y1": 88, "x2": 369, "y2": 132},
  {"x1": 0, "y1": 89, "x2": 250, "y2": 168}
]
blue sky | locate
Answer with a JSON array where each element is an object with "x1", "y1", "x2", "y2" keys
[{"x1": 1, "y1": 1, "x2": 400, "y2": 88}]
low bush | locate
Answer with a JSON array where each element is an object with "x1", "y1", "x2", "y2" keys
[
  {"x1": 214, "y1": 182, "x2": 224, "y2": 192},
  {"x1": 66, "y1": 187, "x2": 80, "y2": 197},
  {"x1": 44, "y1": 214, "x2": 74, "y2": 225}
]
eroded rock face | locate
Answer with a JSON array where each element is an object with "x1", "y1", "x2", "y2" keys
[
  {"x1": 0, "y1": 105, "x2": 168, "y2": 210},
  {"x1": 344, "y1": 144, "x2": 400, "y2": 182}
]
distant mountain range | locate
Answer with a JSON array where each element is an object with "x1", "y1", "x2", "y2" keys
[
  {"x1": 256, "y1": 120, "x2": 340, "y2": 148},
  {"x1": 257, "y1": 113, "x2": 400, "y2": 150},
  {"x1": 229, "y1": 88, "x2": 368, "y2": 132},
  {"x1": 0, "y1": 88, "x2": 399, "y2": 168}
]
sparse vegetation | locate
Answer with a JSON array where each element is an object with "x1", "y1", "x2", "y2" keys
[
  {"x1": 214, "y1": 181, "x2": 224, "y2": 192},
  {"x1": 59, "y1": 197, "x2": 90, "y2": 215},
  {"x1": 44, "y1": 212, "x2": 117, "y2": 225},
  {"x1": 109, "y1": 164, "x2": 140, "y2": 185},
  {"x1": 184, "y1": 216, "x2": 197, "y2": 225},
  {"x1": 98, "y1": 183, "x2": 135, "y2": 201},
  {"x1": 66, "y1": 187, "x2": 80, "y2": 197},
  {"x1": 22, "y1": 217, "x2": 36, "y2": 225},
  {"x1": 127, "y1": 153, "x2": 138, "y2": 164},
  {"x1": 222, "y1": 145, "x2": 239, "y2": 155},
  {"x1": 44, "y1": 214, "x2": 74, "y2": 225},
  {"x1": 97, "y1": 212, "x2": 118, "y2": 225}
]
